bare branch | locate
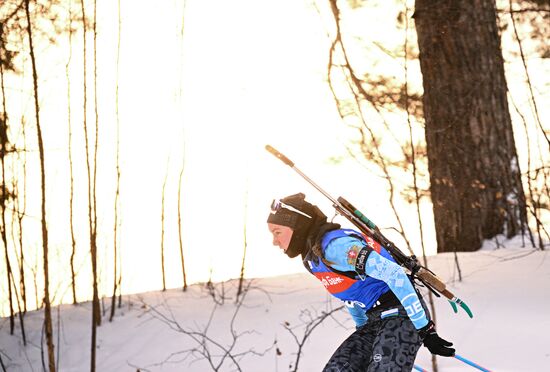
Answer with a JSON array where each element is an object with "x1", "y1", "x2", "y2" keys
[
  {"x1": 138, "y1": 280, "x2": 275, "y2": 371},
  {"x1": 282, "y1": 304, "x2": 344, "y2": 372}
]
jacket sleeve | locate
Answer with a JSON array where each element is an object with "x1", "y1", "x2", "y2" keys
[{"x1": 324, "y1": 236, "x2": 429, "y2": 330}]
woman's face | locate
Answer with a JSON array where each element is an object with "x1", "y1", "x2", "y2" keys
[{"x1": 268, "y1": 223, "x2": 294, "y2": 253}]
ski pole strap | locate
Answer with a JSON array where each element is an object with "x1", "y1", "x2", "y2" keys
[{"x1": 454, "y1": 354, "x2": 492, "y2": 372}]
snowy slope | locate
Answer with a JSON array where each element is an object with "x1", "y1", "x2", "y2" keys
[{"x1": 1, "y1": 235, "x2": 549, "y2": 372}]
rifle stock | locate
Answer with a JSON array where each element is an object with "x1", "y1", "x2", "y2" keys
[{"x1": 416, "y1": 268, "x2": 448, "y2": 294}]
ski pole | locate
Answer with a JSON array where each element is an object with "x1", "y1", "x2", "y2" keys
[
  {"x1": 413, "y1": 364, "x2": 429, "y2": 372},
  {"x1": 454, "y1": 354, "x2": 492, "y2": 372}
]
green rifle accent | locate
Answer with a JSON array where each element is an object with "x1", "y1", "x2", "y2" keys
[{"x1": 352, "y1": 209, "x2": 377, "y2": 230}]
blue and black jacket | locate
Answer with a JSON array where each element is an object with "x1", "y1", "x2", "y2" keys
[{"x1": 303, "y1": 228, "x2": 429, "y2": 329}]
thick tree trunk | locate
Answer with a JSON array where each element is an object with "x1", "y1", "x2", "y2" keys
[{"x1": 414, "y1": 0, "x2": 527, "y2": 252}]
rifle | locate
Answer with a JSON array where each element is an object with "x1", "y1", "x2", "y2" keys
[{"x1": 266, "y1": 145, "x2": 473, "y2": 318}]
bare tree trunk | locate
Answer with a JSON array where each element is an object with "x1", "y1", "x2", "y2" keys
[
  {"x1": 160, "y1": 164, "x2": 168, "y2": 292},
  {"x1": 31, "y1": 263, "x2": 39, "y2": 310},
  {"x1": 16, "y1": 118, "x2": 28, "y2": 314},
  {"x1": 176, "y1": 0, "x2": 188, "y2": 293},
  {"x1": 1, "y1": 165, "x2": 14, "y2": 337},
  {"x1": 66, "y1": 0, "x2": 78, "y2": 306},
  {"x1": 236, "y1": 184, "x2": 248, "y2": 301},
  {"x1": 24, "y1": 0, "x2": 55, "y2": 369},
  {"x1": 4, "y1": 131, "x2": 28, "y2": 348},
  {"x1": 110, "y1": 0, "x2": 122, "y2": 322},
  {"x1": 2, "y1": 55, "x2": 27, "y2": 345},
  {"x1": 12, "y1": 157, "x2": 27, "y2": 314},
  {"x1": 91, "y1": 0, "x2": 100, "y2": 328},
  {"x1": 0, "y1": 54, "x2": 15, "y2": 336},
  {"x1": 17, "y1": 225, "x2": 27, "y2": 316},
  {"x1": 15, "y1": 139, "x2": 28, "y2": 314},
  {"x1": 414, "y1": 0, "x2": 528, "y2": 253},
  {"x1": 177, "y1": 167, "x2": 187, "y2": 291},
  {"x1": 79, "y1": 0, "x2": 99, "y2": 370},
  {"x1": 8, "y1": 270, "x2": 26, "y2": 345}
]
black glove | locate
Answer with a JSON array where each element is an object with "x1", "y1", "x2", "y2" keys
[{"x1": 418, "y1": 321, "x2": 455, "y2": 357}]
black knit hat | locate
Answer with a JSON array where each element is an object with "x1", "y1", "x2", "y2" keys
[
  {"x1": 266, "y1": 193, "x2": 311, "y2": 228},
  {"x1": 267, "y1": 193, "x2": 327, "y2": 258}
]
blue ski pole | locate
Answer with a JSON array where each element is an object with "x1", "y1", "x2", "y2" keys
[
  {"x1": 455, "y1": 354, "x2": 492, "y2": 372},
  {"x1": 413, "y1": 365, "x2": 429, "y2": 372}
]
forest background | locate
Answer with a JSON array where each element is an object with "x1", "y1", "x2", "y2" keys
[{"x1": 0, "y1": 0, "x2": 548, "y2": 371}]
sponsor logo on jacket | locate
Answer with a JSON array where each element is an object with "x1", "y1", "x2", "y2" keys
[{"x1": 313, "y1": 272, "x2": 355, "y2": 293}]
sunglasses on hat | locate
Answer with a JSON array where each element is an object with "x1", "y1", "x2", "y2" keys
[{"x1": 270, "y1": 199, "x2": 312, "y2": 219}]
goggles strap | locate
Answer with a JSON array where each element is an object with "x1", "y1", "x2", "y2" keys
[{"x1": 272, "y1": 200, "x2": 312, "y2": 219}]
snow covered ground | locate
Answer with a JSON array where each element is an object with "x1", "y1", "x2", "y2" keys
[{"x1": 1, "y1": 235, "x2": 549, "y2": 372}]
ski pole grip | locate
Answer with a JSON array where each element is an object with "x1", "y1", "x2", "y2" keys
[{"x1": 265, "y1": 145, "x2": 294, "y2": 167}]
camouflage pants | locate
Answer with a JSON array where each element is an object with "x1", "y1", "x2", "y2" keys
[{"x1": 322, "y1": 307, "x2": 422, "y2": 372}]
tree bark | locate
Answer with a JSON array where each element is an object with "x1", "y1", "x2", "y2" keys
[
  {"x1": 24, "y1": 0, "x2": 56, "y2": 369},
  {"x1": 414, "y1": 0, "x2": 528, "y2": 252}
]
